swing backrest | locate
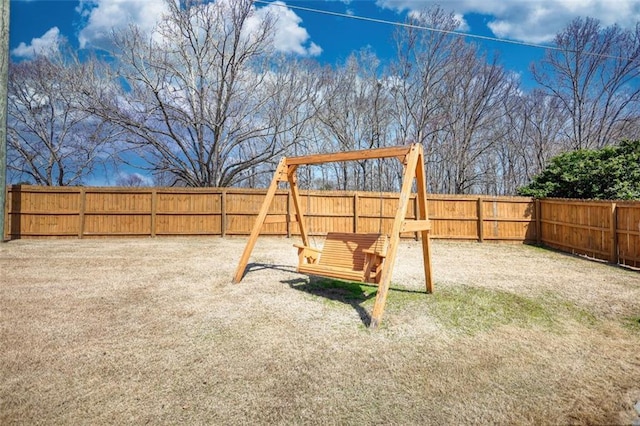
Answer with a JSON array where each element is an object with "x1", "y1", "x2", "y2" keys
[{"x1": 318, "y1": 233, "x2": 388, "y2": 271}]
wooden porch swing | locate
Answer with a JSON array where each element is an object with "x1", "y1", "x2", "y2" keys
[
  {"x1": 295, "y1": 231, "x2": 389, "y2": 284},
  {"x1": 232, "y1": 143, "x2": 434, "y2": 328}
]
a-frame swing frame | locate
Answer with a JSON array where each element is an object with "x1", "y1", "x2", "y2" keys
[{"x1": 232, "y1": 143, "x2": 433, "y2": 328}]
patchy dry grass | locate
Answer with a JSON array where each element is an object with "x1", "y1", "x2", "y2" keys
[{"x1": 1, "y1": 237, "x2": 639, "y2": 424}]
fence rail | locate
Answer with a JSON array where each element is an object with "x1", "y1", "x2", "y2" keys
[{"x1": 5, "y1": 186, "x2": 640, "y2": 269}]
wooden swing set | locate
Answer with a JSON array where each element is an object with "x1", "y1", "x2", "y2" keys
[{"x1": 232, "y1": 143, "x2": 434, "y2": 328}]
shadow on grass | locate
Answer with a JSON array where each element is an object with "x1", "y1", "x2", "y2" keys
[
  {"x1": 243, "y1": 263, "x2": 427, "y2": 327},
  {"x1": 244, "y1": 262, "x2": 298, "y2": 276},
  {"x1": 282, "y1": 277, "x2": 376, "y2": 326},
  {"x1": 281, "y1": 277, "x2": 426, "y2": 327}
]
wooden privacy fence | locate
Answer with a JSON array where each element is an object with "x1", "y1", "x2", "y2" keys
[
  {"x1": 4, "y1": 185, "x2": 537, "y2": 242},
  {"x1": 5, "y1": 186, "x2": 640, "y2": 268},
  {"x1": 539, "y1": 199, "x2": 640, "y2": 268}
]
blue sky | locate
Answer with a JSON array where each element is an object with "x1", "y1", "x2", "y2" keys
[
  {"x1": 10, "y1": 0, "x2": 640, "y2": 86},
  {"x1": 7, "y1": 0, "x2": 640, "y2": 185}
]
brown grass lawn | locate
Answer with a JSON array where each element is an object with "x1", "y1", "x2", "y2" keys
[{"x1": 1, "y1": 237, "x2": 640, "y2": 425}]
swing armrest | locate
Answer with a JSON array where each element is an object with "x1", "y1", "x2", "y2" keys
[
  {"x1": 363, "y1": 249, "x2": 386, "y2": 284},
  {"x1": 363, "y1": 249, "x2": 386, "y2": 268},
  {"x1": 362, "y1": 248, "x2": 386, "y2": 257},
  {"x1": 293, "y1": 244, "x2": 320, "y2": 265},
  {"x1": 293, "y1": 243, "x2": 320, "y2": 253}
]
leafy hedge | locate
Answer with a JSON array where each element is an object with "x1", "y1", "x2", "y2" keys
[{"x1": 518, "y1": 140, "x2": 640, "y2": 200}]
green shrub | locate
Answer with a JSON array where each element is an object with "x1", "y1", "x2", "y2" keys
[{"x1": 518, "y1": 140, "x2": 640, "y2": 199}]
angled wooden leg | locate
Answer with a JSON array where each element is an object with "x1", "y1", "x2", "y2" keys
[
  {"x1": 370, "y1": 144, "x2": 420, "y2": 328},
  {"x1": 232, "y1": 159, "x2": 288, "y2": 283},
  {"x1": 287, "y1": 168, "x2": 309, "y2": 248},
  {"x1": 414, "y1": 149, "x2": 434, "y2": 293}
]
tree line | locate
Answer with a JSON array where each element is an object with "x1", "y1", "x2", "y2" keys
[{"x1": 7, "y1": 0, "x2": 640, "y2": 195}]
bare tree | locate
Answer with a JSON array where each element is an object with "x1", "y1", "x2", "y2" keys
[
  {"x1": 436, "y1": 51, "x2": 515, "y2": 194},
  {"x1": 390, "y1": 6, "x2": 515, "y2": 194},
  {"x1": 7, "y1": 50, "x2": 116, "y2": 186},
  {"x1": 115, "y1": 172, "x2": 151, "y2": 187},
  {"x1": 312, "y1": 49, "x2": 393, "y2": 191},
  {"x1": 532, "y1": 17, "x2": 640, "y2": 149},
  {"x1": 87, "y1": 0, "x2": 315, "y2": 188},
  {"x1": 233, "y1": 57, "x2": 323, "y2": 188},
  {"x1": 388, "y1": 6, "x2": 464, "y2": 148},
  {"x1": 517, "y1": 90, "x2": 569, "y2": 179}
]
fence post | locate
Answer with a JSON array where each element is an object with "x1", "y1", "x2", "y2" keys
[
  {"x1": 477, "y1": 197, "x2": 484, "y2": 242},
  {"x1": 610, "y1": 202, "x2": 618, "y2": 264},
  {"x1": 221, "y1": 190, "x2": 227, "y2": 237},
  {"x1": 150, "y1": 189, "x2": 157, "y2": 237},
  {"x1": 286, "y1": 189, "x2": 291, "y2": 238},
  {"x1": 353, "y1": 192, "x2": 359, "y2": 233},
  {"x1": 535, "y1": 199, "x2": 541, "y2": 245},
  {"x1": 3, "y1": 185, "x2": 8, "y2": 241},
  {"x1": 78, "y1": 188, "x2": 86, "y2": 239}
]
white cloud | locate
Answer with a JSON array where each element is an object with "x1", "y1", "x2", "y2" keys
[
  {"x1": 407, "y1": 9, "x2": 469, "y2": 32},
  {"x1": 308, "y1": 42, "x2": 323, "y2": 56},
  {"x1": 454, "y1": 13, "x2": 470, "y2": 32},
  {"x1": 77, "y1": 0, "x2": 169, "y2": 49},
  {"x1": 114, "y1": 171, "x2": 154, "y2": 187},
  {"x1": 76, "y1": 0, "x2": 321, "y2": 56},
  {"x1": 376, "y1": 0, "x2": 640, "y2": 43},
  {"x1": 11, "y1": 27, "x2": 63, "y2": 59},
  {"x1": 251, "y1": 1, "x2": 323, "y2": 56}
]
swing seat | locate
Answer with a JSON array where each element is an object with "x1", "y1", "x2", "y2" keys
[{"x1": 294, "y1": 233, "x2": 388, "y2": 284}]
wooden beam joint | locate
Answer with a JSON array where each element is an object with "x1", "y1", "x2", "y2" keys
[{"x1": 401, "y1": 220, "x2": 431, "y2": 233}]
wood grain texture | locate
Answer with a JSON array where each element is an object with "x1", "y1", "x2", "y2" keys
[{"x1": 296, "y1": 232, "x2": 388, "y2": 283}]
